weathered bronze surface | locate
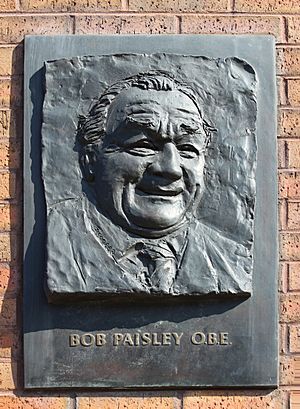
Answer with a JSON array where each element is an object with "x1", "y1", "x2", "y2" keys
[
  {"x1": 43, "y1": 55, "x2": 257, "y2": 300},
  {"x1": 23, "y1": 35, "x2": 277, "y2": 388}
]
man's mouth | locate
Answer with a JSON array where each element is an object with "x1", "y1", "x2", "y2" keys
[{"x1": 136, "y1": 185, "x2": 183, "y2": 197}]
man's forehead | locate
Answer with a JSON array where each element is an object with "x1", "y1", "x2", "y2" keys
[
  {"x1": 124, "y1": 101, "x2": 200, "y2": 119},
  {"x1": 110, "y1": 87, "x2": 199, "y2": 113},
  {"x1": 106, "y1": 87, "x2": 202, "y2": 135}
]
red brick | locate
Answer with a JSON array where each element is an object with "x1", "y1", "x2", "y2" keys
[
  {"x1": 288, "y1": 201, "x2": 300, "y2": 230},
  {"x1": 0, "y1": 140, "x2": 21, "y2": 169},
  {"x1": 181, "y1": 16, "x2": 283, "y2": 41},
  {"x1": 0, "y1": 204, "x2": 11, "y2": 231},
  {"x1": 0, "y1": 298, "x2": 16, "y2": 327},
  {"x1": 0, "y1": 265, "x2": 18, "y2": 294},
  {"x1": 0, "y1": 46, "x2": 23, "y2": 76},
  {"x1": 0, "y1": 16, "x2": 72, "y2": 43},
  {"x1": 0, "y1": 361, "x2": 16, "y2": 390},
  {"x1": 0, "y1": 331, "x2": 19, "y2": 359},
  {"x1": 279, "y1": 172, "x2": 300, "y2": 199},
  {"x1": 75, "y1": 15, "x2": 176, "y2": 34},
  {"x1": 0, "y1": 397, "x2": 69, "y2": 409},
  {"x1": 288, "y1": 80, "x2": 300, "y2": 107},
  {"x1": 288, "y1": 17, "x2": 300, "y2": 44},
  {"x1": 287, "y1": 141, "x2": 300, "y2": 168},
  {"x1": 235, "y1": 0, "x2": 300, "y2": 13},
  {"x1": 278, "y1": 77, "x2": 287, "y2": 107},
  {"x1": 0, "y1": 234, "x2": 12, "y2": 262},
  {"x1": 280, "y1": 355, "x2": 300, "y2": 385},
  {"x1": 280, "y1": 233, "x2": 300, "y2": 261},
  {"x1": 0, "y1": 78, "x2": 22, "y2": 108},
  {"x1": 0, "y1": 204, "x2": 20, "y2": 231},
  {"x1": 21, "y1": 0, "x2": 121, "y2": 11},
  {"x1": 0, "y1": 111, "x2": 10, "y2": 138},
  {"x1": 78, "y1": 396, "x2": 180, "y2": 408},
  {"x1": 279, "y1": 199, "x2": 287, "y2": 230},
  {"x1": 0, "y1": 110, "x2": 21, "y2": 139},
  {"x1": 0, "y1": 81, "x2": 10, "y2": 108},
  {"x1": 278, "y1": 140, "x2": 286, "y2": 169},
  {"x1": 289, "y1": 262, "x2": 300, "y2": 291},
  {"x1": 280, "y1": 323, "x2": 287, "y2": 354},
  {"x1": 279, "y1": 262, "x2": 288, "y2": 292},
  {"x1": 183, "y1": 391, "x2": 283, "y2": 409},
  {"x1": 277, "y1": 48, "x2": 300, "y2": 76},
  {"x1": 0, "y1": 233, "x2": 18, "y2": 263},
  {"x1": 289, "y1": 324, "x2": 300, "y2": 353},
  {"x1": 279, "y1": 199, "x2": 286, "y2": 231},
  {"x1": 278, "y1": 110, "x2": 300, "y2": 137},
  {"x1": 129, "y1": 0, "x2": 227, "y2": 12},
  {"x1": 290, "y1": 391, "x2": 300, "y2": 408},
  {"x1": 0, "y1": 0, "x2": 16, "y2": 11},
  {"x1": 0, "y1": 172, "x2": 16, "y2": 200},
  {"x1": 280, "y1": 293, "x2": 300, "y2": 322}
]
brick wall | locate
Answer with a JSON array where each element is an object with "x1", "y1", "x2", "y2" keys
[{"x1": 0, "y1": 0, "x2": 299, "y2": 408}]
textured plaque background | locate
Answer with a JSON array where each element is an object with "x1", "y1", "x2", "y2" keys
[{"x1": 24, "y1": 35, "x2": 277, "y2": 388}]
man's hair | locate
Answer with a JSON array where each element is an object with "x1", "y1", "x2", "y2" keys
[{"x1": 77, "y1": 70, "x2": 214, "y2": 147}]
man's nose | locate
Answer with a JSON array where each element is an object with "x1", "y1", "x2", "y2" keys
[{"x1": 148, "y1": 143, "x2": 182, "y2": 181}]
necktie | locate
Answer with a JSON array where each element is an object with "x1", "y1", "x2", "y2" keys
[
  {"x1": 118, "y1": 231, "x2": 188, "y2": 293},
  {"x1": 136, "y1": 241, "x2": 177, "y2": 293}
]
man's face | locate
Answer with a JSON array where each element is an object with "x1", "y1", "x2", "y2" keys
[{"x1": 92, "y1": 87, "x2": 205, "y2": 237}]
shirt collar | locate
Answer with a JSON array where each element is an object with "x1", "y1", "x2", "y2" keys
[{"x1": 82, "y1": 197, "x2": 189, "y2": 262}]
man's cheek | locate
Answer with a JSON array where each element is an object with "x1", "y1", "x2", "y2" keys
[
  {"x1": 183, "y1": 164, "x2": 200, "y2": 183},
  {"x1": 121, "y1": 158, "x2": 149, "y2": 184},
  {"x1": 100, "y1": 154, "x2": 128, "y2": 177},
  {"x1": 112, "y1": 167, "x2": 143, "y2": 186},
  {"x1": 101, "y1": 153, "x2": 152, "y2": 184},
  {"x1": 186, "y1": 159, "x2": 204, "y2": 178}
]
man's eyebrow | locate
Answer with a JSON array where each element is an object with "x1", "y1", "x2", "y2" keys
[
  {"x1": 123, "y1": 110, "x2": 160, "y2": 130},
  {"x1": 180, "y1": 122, "x2": 201, "y2": 132},
  {"x1": 176, "y1": 132, "x2": 205, "y2": 142},
  {"x1": 176, "y1": 107, "x2": 199, "y2": 115},
  {"x1": 177, "y1": 117, "x2": 203, "y2": 132},
  {"x1": 171, "y1": 108, "x2": 202, "y2": 127},
  {"x1": 174, "y1": 133, "x2": 206, "y2": 151},
  {"x1": 121, "y1": 133, "x2": 151, "y2": 145}
]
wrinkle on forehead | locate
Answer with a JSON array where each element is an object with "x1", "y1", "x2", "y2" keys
[
  {"x1": 106, "y1": 89, "x2": 202, "y2": 137},
  {"x1": 122, "y1": 104, "x2": 203, "y2": 137}
]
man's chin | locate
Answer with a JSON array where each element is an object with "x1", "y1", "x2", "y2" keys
[
  {"x1": 130, "y1": 214, "x2": 182, "y2": 230},
  {"x1": 124, "y1": 215, "x2": 187, "y2": 238},
  {"x1": 122, "y1": 199, "x2": 189, "y2": 236},
  {"x1": 102, "y1": 202, "x2": 188, "y2": 238}
]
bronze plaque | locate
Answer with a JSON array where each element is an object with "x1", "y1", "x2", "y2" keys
[{"x1": 24, "y1": 35, "x2": 277, "y2": 388}]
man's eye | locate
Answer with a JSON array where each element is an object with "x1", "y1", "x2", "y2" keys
[
  {"x1": 103, "y1": 144, "x2": 120, "y2": 153},
  {"x1": 125, "y1": 141, "x2": 157, "y2": 157},
  {"x1": 177, "y1": 144, "x2": 200, "y2": 159}
]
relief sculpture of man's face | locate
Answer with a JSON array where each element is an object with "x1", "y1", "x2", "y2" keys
[{"x1": 91, "y1": 87, "x2": 206, "y2": 237}]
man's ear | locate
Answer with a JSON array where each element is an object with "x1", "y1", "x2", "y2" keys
[{"x1": 80, "y1": 147, "x2": 96, "y2": 183}]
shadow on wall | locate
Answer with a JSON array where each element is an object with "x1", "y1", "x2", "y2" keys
[{"x1": 0, "y1": 41, "x2": 24, "y2": 391}]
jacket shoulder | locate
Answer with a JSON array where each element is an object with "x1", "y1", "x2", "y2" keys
[{"x1": 174, "y1": 220, "x2": 252, "y2": 295}]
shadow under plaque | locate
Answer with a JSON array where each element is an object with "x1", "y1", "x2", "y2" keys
[{"x1": 23, "y1": 35, "x2": 278, "y2": 389}]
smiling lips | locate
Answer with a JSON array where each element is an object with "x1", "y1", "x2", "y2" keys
[{"x1": 137, "y1": 184, "x2": 184, "y2": 197}]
